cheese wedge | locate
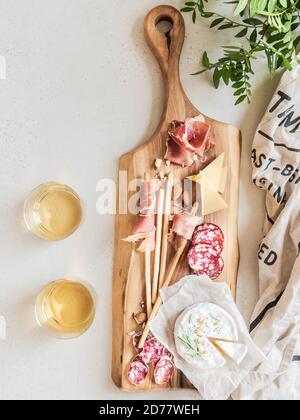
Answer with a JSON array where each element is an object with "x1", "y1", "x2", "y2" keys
[
  {"x1": 174, "y1": 303, "x2": 238, "y2": 370},
  {"x1": 201, "y1": 177, "x2": 228, "y2": 216},
  {"x1": 187, "y1": 153, "x2": 228, "y2": 216},
  {"x1": 218, "y1": 167, "x2": 228, "y2": 194},
  {"x1": 210, "y1": 339, "x2": 248, "y2": 365},
  {"x1": 201, "y1": 153, "x2": 225, "y2": 191}
]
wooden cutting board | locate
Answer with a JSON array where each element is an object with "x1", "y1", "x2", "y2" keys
[{"x1": 112, "y1": 5, "x2": 241, "y2": 392}]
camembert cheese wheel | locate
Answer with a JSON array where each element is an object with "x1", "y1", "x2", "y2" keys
[{"x1": 174, "y1": 303, "x2": 238, "y2": 369}]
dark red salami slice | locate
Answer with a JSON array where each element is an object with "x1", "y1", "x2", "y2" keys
[
  {"x1": 140, "y1": 336, "x2": 165, "y2": 364},
  {"x1": 188, "y1": 243, "x2": 219, "y2": 272},
  {"x1": 128, "y1": 356, "x2": 149, "y2": 385},
  {"x1": 154, "y1": 356, "x2": 175, "y2": 385}
]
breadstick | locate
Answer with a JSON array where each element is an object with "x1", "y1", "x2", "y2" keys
[{"x1": 151, "y1": 188, "x2": 165, "y2": 304}]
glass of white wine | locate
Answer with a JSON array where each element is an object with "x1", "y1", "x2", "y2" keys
[
  {"x1": 35, "y1": 279, "x2": 96, "y2": 339},
  {"x1": 24, "y1": 182, "x2": 83, "y2": 241}
]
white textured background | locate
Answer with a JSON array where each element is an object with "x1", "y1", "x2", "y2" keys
[{"x1": 0, "y1": 0, "x2": 280, "y2": 400}]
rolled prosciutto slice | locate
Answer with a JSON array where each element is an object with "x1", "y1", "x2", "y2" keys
[
  {"x1": 139, "y1": 181, "x2": 156, "y2": 216},
  {"x1": 123, "y1": 181, "x2": 156, "y2": 252},
  {"x1": 170, "y1": 213, "x2": 203, "y2": 241}
]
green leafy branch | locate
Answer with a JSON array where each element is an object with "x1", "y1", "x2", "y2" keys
[{"x1": 182, "y1": 0, "x2": 300, "y2": 105}]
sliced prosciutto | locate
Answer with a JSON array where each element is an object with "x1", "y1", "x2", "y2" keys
[
  {"x1": 139, "y1": 181, "x2": 156, "y2": 216},
  {"x1": 165, "y1": 117, "x2": 215, "y2": 167},
  {"x1": 170, "y1": 213, "x2": 202, "y2": 242},
  {"x1": 123, "y1": 215, "x2": 155, "y2": 243},
  {"x1": 123, "y1": 181, "x2": 156, "y2": 252},
  {"x1": 165, "y1": 136, "x2": 196, "y2": 167}
]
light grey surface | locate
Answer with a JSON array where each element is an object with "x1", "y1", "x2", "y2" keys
[{"x1": 0, "y1": 0, "x2": 279, "y2": 400}]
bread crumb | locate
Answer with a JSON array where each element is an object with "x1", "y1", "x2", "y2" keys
[{"x1": 154, "y1": 159, "x2": 162, "y2": 170}]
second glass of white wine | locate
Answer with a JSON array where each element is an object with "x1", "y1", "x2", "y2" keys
[{"x1": 35, "y1": 279, "x2": 96, "y2": 339}]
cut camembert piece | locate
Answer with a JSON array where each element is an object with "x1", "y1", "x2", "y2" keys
[
  {"x1": 174, "y1": 303, "x2": 238, "y2": 370},
  {"x1": 209, "y1": 338, "x2": 248, "y2": 365}
]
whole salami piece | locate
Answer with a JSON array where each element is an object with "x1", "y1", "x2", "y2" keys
[
  {"x1": 154, "y1": 356, "x2": 175, "y2": 385},
  {"x1": 128, "y1": 356, "x2": 149, "y2": 386}
]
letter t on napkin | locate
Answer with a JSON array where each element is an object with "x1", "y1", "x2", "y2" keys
[{"x1": 150, "y1": 276, "x2": 266, "y2": 400}]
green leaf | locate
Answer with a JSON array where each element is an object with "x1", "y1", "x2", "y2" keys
[
  {"x1": 234, "y1": 0, "x2": 249, "y2": 16},
  {"x1": 181, "y1": 7, "x2": 194, "y2": 12},
  {"x1": 250, "y1": 29, "x2": 258, "y2": 44},
  {"x1": 257, "y1": 0, "x2": 268, "y2": 11},
  {"x1": 234, "y1": 87, "x2": 246, "y2": 96},
  {"x1": 222, "y1": 67, "x2": 231, "y2": 85},
  {"x1": 267, "y1": 32, "x2": 285, "y2": 44},
  {"x1": 291, "y1": 22, "x2": 300, "y2": 32},
  {"x1": 279, "y1": 0, "x2": 287, "y2": 7},
  {"x1": 185, "y1": 1, "x2": 196, "y2": 5},
  {"x1": 213, "y1": 68, "x2": 223, "y2": 88},
  {"x1": 268, "y1": 0, "x2": 278, "y2": 13},
  {"x1": 202, "y1": 12, "x2": 214, "y2": 18},
  {"x1": 218, "y1": 24, "x2": 234, "y2": 30},
  {"x1": 232, "y1": 81, "x2": 244, "y2": 88},
  {"x1": 250, "y1": 0, "x2": 259, "y2": 17},
  {"x1": 243, "y1": 18, "x2": 263, "y2": 26},
  {"x1": 235, "y1": 95, "x2": 247, "y2": 105},
  {"x1": 294, "y1": 35, "x2": 300, "y2": 48},
  {"x1": 282, "y1": 57, "x2": 293, "y2": 70},
  {"x1": 235, "y1": 27, "x2": 248, "y2": 37},
  {"x1": 202, "y1": 51, "x2": 210, "y2": 68},
  {"x1": 192, "y1": 10, "x2": 197, "y2": 23},
  {"x1": 210, "y1": 17, "x2": 225, "y2": 28}
]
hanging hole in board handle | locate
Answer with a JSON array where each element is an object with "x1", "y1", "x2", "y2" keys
[
  {"x1": 155, "y1": 17, "x2": 174, "y2": 34},
  {"x1": 156, "y1": 17, "x2": 174, "y2": 50},
  {"x1": 145, "y1": 6, "x2": 185, "y2": 74}
]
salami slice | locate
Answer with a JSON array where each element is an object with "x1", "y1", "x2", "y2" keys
[
  {"x1": 192, "y1": 223, "x2": 224, "y2": 252},
  {"x1": 188, "y1": 243, "x2": 219, "y2": 272},
  {"x1": 132, "y1": 333, "x2": 142, "y2": 354},
  {"x1": 194, "y1": 223, "x2": 224, "y2": 240},
  {"x1": 163, "y1": 347, "x2": 174, "y2": 360},
  {"x1": 128, "y1": 356, "x2": 149, "y2": 386},
  {"x1": 140, "y1": 336, "x2": 165, "y2": 364},
  {"x1": 154, "y1": 356, "x2": 175, "y2": 385},
  {"x1": 195, "y1": 255, "x2": 224, "y2": 280},
  {"x1": 206, "y1": 255, "x2": 224, "y2": 280}
]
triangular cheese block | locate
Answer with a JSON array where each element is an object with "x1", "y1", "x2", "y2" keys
[
  {"x1": 218, "y1": 167, "x2": 228, "y2": 194},
  {"x1": 201, "y1": 153, "x2": 224, "y2": 191},
  {"x1": 201, "y1": 178, "x2": 228, "y2": 216},
  {"x1": 211, "y1": 339, "x2": 248, "y2": 365}
]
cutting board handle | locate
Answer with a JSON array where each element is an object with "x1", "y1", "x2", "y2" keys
[{"x1": 145, "y1": 5, "x2": 187, "y2": 111}]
